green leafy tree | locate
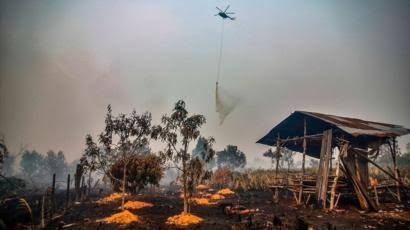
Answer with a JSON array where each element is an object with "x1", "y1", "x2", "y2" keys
[
  {"x1": 86, "y1": 105, "x2": 154, "y2": 209},
  {"x1": 217, "y1": 145, "x2": 246, "y2": 170},
  {"x1": 151, "y1": 100, "x2": 215, "y2": 214},
  {"x1": 281, "y1": 148, "x2": 295, "y2": 172},
  {"x1": 109, "y1": 154, "x2": 163, "y2": 194},
  {"x1": 45, "y1": 150, "x2": 68, "y2": 180},
  {"x1": 2, "y1": 153, "x2": 16, "y2": 177},
  {"x1": 20, "y1": 150, "x2": 47, "y2": 185},
  {"x1": 192, "y1": 137, "x2": 216, "y2": 170},
  {"x1": 83, "y1": 135, "x2": 100, "y2": 194}
]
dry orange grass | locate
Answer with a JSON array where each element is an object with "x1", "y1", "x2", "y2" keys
[
  {"x1": 121, "y1": 200, "x2": 153, "y2": 210},
  {"x1": 191, "y1": 198, "x2": 215, "y2": 205},
  {"x1": 166, "y1": 213, "x2": 203, "y2": 226},
  {"x1": 97, "y1": 192, "x2": 127, "y2": 204},
  {"x1": 217, "y1": 188, "x2": 235, "y2": 195},
  {"x1": 97, "y1": 210, "x2": 139, "y2": 224},
  {"x1": 210, "y1": 193, "x2": 225, "y2": 200}
]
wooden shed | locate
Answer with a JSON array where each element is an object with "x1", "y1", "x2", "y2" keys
[{"x1": 257, "y1": 111, "x2": 410, "y2": 211}]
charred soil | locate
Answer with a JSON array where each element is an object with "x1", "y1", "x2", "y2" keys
[{"x1": 53, "y1": 190, "x2": 410, "y2": 229}]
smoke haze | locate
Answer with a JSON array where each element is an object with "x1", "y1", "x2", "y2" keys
[{"x1": 0, "y1": 1, "x2": 409, "y2": 167}]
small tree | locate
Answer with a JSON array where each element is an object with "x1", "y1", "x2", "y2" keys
[
  {"x1": 2, "y1": 153, "x2": 16, "y2": 177},
  {"x1": 109, "y1": 154, "x2": 163, "y2": 194},
  {"x1": 0, "y1": 136, "x2": 8, "y2": 175},
  {"x1": 211, "y1": 166, "x2": 233, "y2": 188},
  {"x1": 45, "y1": 150, "x2": 68, "y2": 181},
  {"x1": 20, "y1": 150, "x2": 47, "y2": 186},
  {"x1": 262, "y1": 149, "x2": 275, "y2": 168},
  {"x1": 217, "y1": 145, "x2": 246, "y2": 170},
  {"x1": 185, "y1": 158, "x2": 205, "y2": 208},
  {"x1": 152, "y1": 100, "x2": 215, "y2": 214},
  {"x1": 74, "y1": 157, "x2": 87, "y2": 201},
  {"x1": 262, "y1": 148, "x2": 282, "y2": 181},
  {"x1": 86, "y1": 105, "x2": 154, "y2": 209},
  {"x1": 83, "y1": 135, "x2": 100, "y2": 194},
  {"x1": 281, "y1": 148, "x2": 295, "y2": 173},
  {"x1": 193, "y1": 137, "x2": 216, "y2": 170}
]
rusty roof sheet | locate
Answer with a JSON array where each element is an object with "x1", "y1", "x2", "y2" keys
[
  {"x1": 298, "y1": 111, "x2": 410, "y2": 137},
  {"x1": 256, "y1": 111, "x2": 410, "y2": 158}
]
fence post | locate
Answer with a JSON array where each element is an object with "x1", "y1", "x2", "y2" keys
[
  {"x1": 37, "y1": 196, "x2": 42, "y2": 227},
  {"x1": 66, "y1": 174, "x2": 70, "y2": 211},
  {"x1": 49, "y1": 173, "x2": 56, "y2": 223},
  {"x1": 41, "y1": 195, "x2": 45, "y2": 228}
]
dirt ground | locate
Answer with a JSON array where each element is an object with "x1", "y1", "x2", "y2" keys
[{"x1": 53, "y1": 189, "x2": 410, "y2": 230}]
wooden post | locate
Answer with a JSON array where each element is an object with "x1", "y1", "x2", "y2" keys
[
  {"x1": 372, "y1": 182, "x2": 380, "y2": 207},
  {"x1": 298, "y1": 119, "x2": 307, "y2": 204},
  {"x1": 341, "y1": 149, "x2": 378, "y2": 211},
  {"x1": 274, "y1": 137, "x2": 280, "y2": 203},
  {"x1": 81, "y1": 176, "x2": 85, "y2": 201},
  {"x1": 121, "y1": 162, "x2": 127, "y2": 210},
  {"x1": 315, "y1": 129, "x2": 332, "y2": 208},
  {"x1": 330, "y1": 143, "x2": 346, "y2": 210},
  {"x1": 352, "y1": 149, "x2": 404, "y2": 186},
  {"x1": 391, "y1": 138, "x2": 401, "y2": 202},
  {"x1": 36, "y1": 196, "x2": 42, "y2": 225},
  {"x1": 275, "y1": 137, "x2": 281, "y2": 182},
  {"x1": 41, "y1": 195, "x2": 45, "y2": 228},
  {"x1": 51, "y1": 173, "x2": 56, "y2": 196},
  {"x1": 66, "y1": 174, "x2": 70, "y2": 211},
  {"x1": 50, "y1": 173, "x2": 56, "y2": 222}
]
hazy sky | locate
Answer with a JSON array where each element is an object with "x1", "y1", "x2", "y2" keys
[{"x1": 1, "y1": 0, "x2": 409, "y2": 167}]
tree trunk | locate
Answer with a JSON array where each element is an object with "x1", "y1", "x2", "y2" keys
[
  {"x1": 182, "y1": 157, "x2": 188, "y2": 214},
  {"x1": 88, "y1": 171, "x2": 92, "y2": 195},
  {"x1": 121, "y1": 162, "x2": 127, "y2": 210}
]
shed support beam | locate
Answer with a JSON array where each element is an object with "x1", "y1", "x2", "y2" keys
[
  {"x1": 315, "y1": 129, "x2": 332, "y2": 208},
  {"x1": 389, "y1": 138, "x2": 402, "y2": 202},
  {"x1": 298, "y1": 119, "x2": 307, "y2": 204},
  {"x1": 330, "y1": 142, "x2": 347, "y2": 210}
]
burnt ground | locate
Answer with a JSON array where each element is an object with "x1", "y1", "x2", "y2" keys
[{"x1": 52, "y1": 190, "x2": 410, "y2": 230}]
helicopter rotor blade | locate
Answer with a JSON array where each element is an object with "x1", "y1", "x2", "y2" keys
[
  {"x1": 224, "y1": 5, "x2": 230, "y2": 12},
  {"x1": 214, "y1": 14, "x2": 219, "y2": 16},
  {"x1": 226, "y1": 12, "x2": 235, "y2": 14},
  {"x1": 216, "y1": 7, "x2": 223, "y2": 12}
]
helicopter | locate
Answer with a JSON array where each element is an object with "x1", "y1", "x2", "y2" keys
[{"x1": 215, "y1": 5, "x2": 235, "y2": 20}]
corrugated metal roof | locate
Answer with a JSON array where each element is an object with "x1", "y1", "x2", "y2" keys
[
  {"x1": 298, "y1": 111, "x2": 410, "y2": 137},
  {"x1": 256, "y1": 111, "x2": 410, "y2": 158}
]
